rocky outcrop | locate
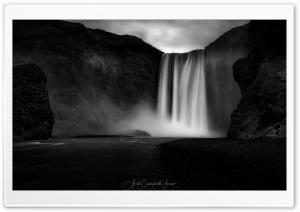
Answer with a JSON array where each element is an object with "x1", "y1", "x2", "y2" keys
[
  {"x1": 13, "y1": 20, "x2": 163, "y2": 136},
  {"x1": 134, "y1": 130, "x2": 151, "y2": 137},
  {"x1": 204, "y1": 22, "x2": 252, "y2": 134},
  {"x1": 13, "y1": 64, "x2": 54, "y2": 140},
  {"x1": 227, "y1": 21, "x2": 286, "y2": 138}
]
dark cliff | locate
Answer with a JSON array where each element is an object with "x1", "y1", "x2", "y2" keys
[
  {"x1": 13, "y1": 20, "x2": 163, "y2": 136},
  {"x1": 204, "y1": 22, "x2": 251, "y2": 134},
  {"x1": 227, "y1": 20, "x2": 286, "y2": 138},
  {"x1": 13, "y1": 64, "x2": 54, "y2": 140}
]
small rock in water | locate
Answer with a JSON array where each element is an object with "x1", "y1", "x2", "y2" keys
[{"x1": 134, "y1": 130, "x2": 151, "y2": 137}]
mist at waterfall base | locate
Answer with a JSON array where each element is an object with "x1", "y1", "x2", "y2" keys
[{"x1": 115, "y1": 49, "x2": 225, "y2": 138}]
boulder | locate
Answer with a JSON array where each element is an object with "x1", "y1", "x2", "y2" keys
[{"x1": 134, "y1": 130, "x2": 151, "y2": 137}]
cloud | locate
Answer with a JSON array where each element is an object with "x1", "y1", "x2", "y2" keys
[{"x1": 72, "y1": 20, "x2": 249, "y2": 53}]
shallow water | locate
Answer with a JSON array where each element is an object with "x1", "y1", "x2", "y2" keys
[{"x1": 13, "y1": 137, "x2": 178, "y2": 190}]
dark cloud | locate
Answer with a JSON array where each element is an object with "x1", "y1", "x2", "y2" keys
[{"x1": 72, "y1": 20, "x2": 249, "y2": 53}]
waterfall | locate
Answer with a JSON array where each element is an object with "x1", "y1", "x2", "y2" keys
[{"x1": 157, "y1": 50, "x2": 209, "y2": 136}]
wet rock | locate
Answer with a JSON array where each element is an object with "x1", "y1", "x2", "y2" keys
[{"x1": 134, "y1": 130, "x2": 151, "y2": 137}]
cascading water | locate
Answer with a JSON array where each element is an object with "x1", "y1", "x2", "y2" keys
[{"x1": 157, "y1": 49, "x2": 210, "y2": 137}]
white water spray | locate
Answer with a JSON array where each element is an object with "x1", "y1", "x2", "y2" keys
[{"x1": 157, "y1": 50, "x2": 210, "y2": 136}]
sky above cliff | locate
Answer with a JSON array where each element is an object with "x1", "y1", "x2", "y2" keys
[{"x1": 73, "y1": 20, "x2": 249, "y2": 53}]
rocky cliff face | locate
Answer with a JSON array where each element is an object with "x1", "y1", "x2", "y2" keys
[
  {"x1": 13, "y1": 20, "x2": 163, "y2": 136},
  {"x1": 227, "y1": 21, "x2": 286, "y2": 138},
  {"x1": 204, "y1": 22, "x2": 251, "y2": 134},
  {"x1": 13, "y1": 64, "x2": 54, "y2": 140}
]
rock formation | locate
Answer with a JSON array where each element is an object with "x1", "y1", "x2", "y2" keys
[
  {"x1": 134, "y1": 129, "x2": 151, "y2": 137},
  {"x1": 204, "y1": 22, "x2": 252, "y2": 134},
  {"x1": 13, "y1": 64, "x2": 54, "y2": 140},
  {"x1": 13, "y1": 20, "x2": 163, "y2": 136},
  {"x1": 227, "y1": 20, "x2": 286, "y2": 138}
]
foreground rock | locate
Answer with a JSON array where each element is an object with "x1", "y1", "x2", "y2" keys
[
  {"x1": 227, "y1": 21, "x2": 286, "y2": 139},
  {"x1": 13, "y1": 20, "x2": 163, "y2": 136},
  {"x1": 13, "y1": 64, "x2": 54, "y2": 140},
  {"x1": 134, "y1": 130, "x2": 151, "y2": 137}
]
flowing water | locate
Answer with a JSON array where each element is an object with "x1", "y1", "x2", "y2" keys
[{"x1": 157, "y1": 50, "x2": 210, "y2": 136}]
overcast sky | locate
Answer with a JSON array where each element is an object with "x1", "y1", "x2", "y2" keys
[{"x1": 73, "y1": 20, "x2": 249, "y2": 53}]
